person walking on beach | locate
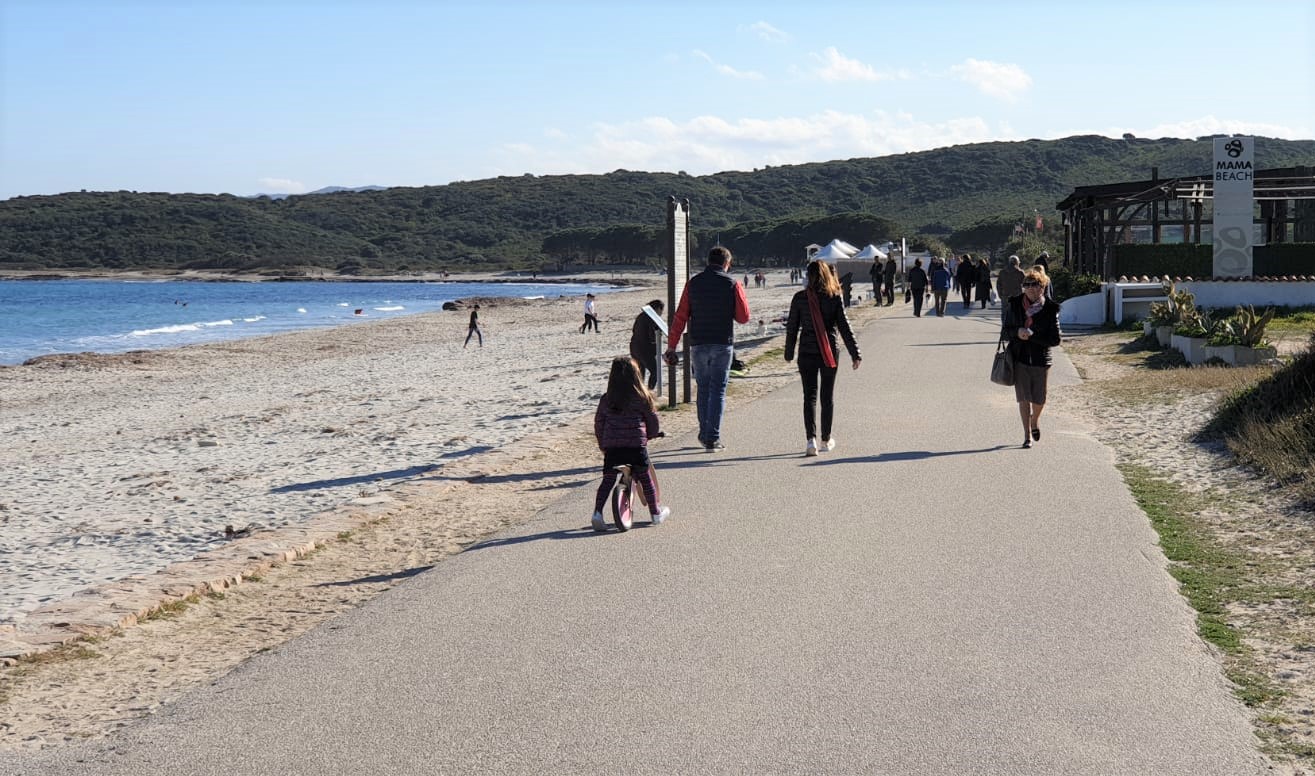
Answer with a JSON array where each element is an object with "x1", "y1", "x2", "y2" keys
[
  {"x1": 1002, "y1": 267, "x2": 1062, "y2": 449},
  {"x1": 997, "y1": 255, "x2": 1025, "y2": 321},
  {"x1": 785, "y1": 260, "x2": 862, "y2": 457},
  {"x1": 906, "y1": 258, "x2": 928, "y2": 317},
  {"x1": 930, "y1": 258, "x2": 952, "y2": 316},
  {"x1": 591, "y1": 356, "x2": 670, "y2": 530},
  {"x1": 580, "y1": 294, "x2": 599, "y2": 333},
  {"x1": 464, "y1": 304, "x2": 483, "y2": 348},
  {"x1": 664, "y1": 246, "x2": 751, "y2": 451},
  {"x1": 629, "y1": 299, "x2": 665, "y2": 390}
]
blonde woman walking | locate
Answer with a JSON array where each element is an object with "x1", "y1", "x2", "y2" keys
[{"x1": 784, "y1": 261, "x2": 862, "y2": 456}]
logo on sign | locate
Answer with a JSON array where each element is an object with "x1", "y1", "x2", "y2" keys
[{"x1": 1225, "y1": 139, "x2": 1244, "y2": 158}]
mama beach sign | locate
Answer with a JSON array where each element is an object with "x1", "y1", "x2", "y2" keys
[{"x1": 1212, "y1": 136, "x2": 1254, "y2": 278}]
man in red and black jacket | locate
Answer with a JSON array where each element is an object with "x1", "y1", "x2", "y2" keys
[{"x1": 664, "y1": 246, "x2": 751, "y2": 451}]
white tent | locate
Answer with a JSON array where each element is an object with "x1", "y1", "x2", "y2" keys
[
  {"x1": 826, "y1": 239, "x2": 859, "y2": 257},
  {"x1": 852, "y1": 244, "x2": 888, "y2": 260},
  {"x1": 810, "y1": 243, "x2": 852, "y2": 261}
]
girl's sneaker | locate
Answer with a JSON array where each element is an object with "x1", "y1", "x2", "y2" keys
[
  {"x1": 591, "y1": 510, "x2": 607, "y2": 532},
  {"x1": 651, "y1": 505, "x2": 670, "y2": 525}
]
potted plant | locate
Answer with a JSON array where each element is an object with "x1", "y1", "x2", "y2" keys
[
  {"x1": 1170, "y1": 307, "x2": 1212, "y2": 365},
  {"x1": 1146, "y1": 301, "x2": 1176, "y2": 346},
  {"x1": 1209, "y1": 305, "x2": 1272, "y2": 365}
]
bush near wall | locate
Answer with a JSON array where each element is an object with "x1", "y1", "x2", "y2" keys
[{"x1": 1114, "y1": 243, "x2": 1315, "y2": 278}]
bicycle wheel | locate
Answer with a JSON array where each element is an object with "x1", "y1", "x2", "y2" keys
[{"x1": 610, "y1": 478, "x2": 633, "y2": 532}]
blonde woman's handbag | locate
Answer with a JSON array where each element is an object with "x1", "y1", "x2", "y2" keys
[{"x1": 990, "y1": 338, "x2": 1014, "y2": 386}]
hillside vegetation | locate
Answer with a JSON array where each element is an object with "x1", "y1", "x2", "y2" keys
[{"x1": 2, "y1": 135, "x2": 1311, "y2": 273}]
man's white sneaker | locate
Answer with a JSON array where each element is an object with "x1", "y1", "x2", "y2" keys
[
  {"x1": 823, "y1": 437, "x2": 836, "y2": 452},
  {"x1": 591, "y1": 510, "x2": 607, "y2": 532},
  {"x1": 805, "y1": 439, "x2": 818, "y2": 457},
  {"x1": 651, "y1": 505, "x2": 670, "y2": 525}
]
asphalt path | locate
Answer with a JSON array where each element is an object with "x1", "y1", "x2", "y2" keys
[{"x1": 3, "y1": 302, "x2": 1267, "y2": 775}]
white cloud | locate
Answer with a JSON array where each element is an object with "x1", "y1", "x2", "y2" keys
[
  {"x1": 693, "y1": 50, "x2": 764, "y2": 80},
  {"x1": 498, "y1": 110, "x2": 1020, "y2": 178},
  {"x1": 950, "y1": 59, "x2": 1032, "y2": 102},
  {"x1": 812, "y1": 48, "x2": 889, "y2": 82},
  {"x1": 257, "y1": 177, "x2": 307, "y2": 194},
  {"x1": 748, "y1": 21, "x2": 790, "y2": 43}
]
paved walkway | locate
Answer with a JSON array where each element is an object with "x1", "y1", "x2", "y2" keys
[{"x1": 2, "y1": 304, "x2": 1266, "y2": 775}]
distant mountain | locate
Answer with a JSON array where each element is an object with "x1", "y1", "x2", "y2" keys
[
  {"x1": 253, "y1": 185, "x2": 388, "y2": 200},
  {"x1": 302, "y1": 185, "x2": 388, "y2": 196},
  {"x1": 2, "y1": 136, "x2": 1311, "y2": 273}
]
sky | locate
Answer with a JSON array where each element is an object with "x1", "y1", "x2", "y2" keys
[{"x1": 2, "y1": 0, "x2": 1312, "y2": 200}]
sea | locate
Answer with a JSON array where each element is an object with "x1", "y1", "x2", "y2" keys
[{"x1": 0, "y1": 278, "x2": 616, "y2": 366}]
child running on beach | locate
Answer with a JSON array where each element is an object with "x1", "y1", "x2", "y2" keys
[{"x1": 592, "y1": 356, "x2": 669, "y2": 530}]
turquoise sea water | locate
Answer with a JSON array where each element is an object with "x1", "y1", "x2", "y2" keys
[{"x1": 0, "y1": 279, "x2": 614, "y2": 365}]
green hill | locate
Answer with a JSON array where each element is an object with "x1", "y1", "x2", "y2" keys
[{"x1": 2, "y1": 135, "x2": 1311, "y2": 273}]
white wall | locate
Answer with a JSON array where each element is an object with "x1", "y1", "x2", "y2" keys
[{"x1": 1071, "y1": 280, "x2": 1315, "y2": 326}]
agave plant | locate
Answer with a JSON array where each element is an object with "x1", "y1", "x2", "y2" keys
[{"x1": 1223, "y1": 305, "x2": 1276, "y2": 348}]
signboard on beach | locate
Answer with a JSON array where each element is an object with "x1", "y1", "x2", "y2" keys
[
  {"x1": 665, "y1": 197, "x2": 691, "y2": 406},
  {"x1": 1212, "y1": 136, "x2": 1255, "y2": 278},
  {"x1": 667, "y1": 197, "x2": 690, "y2": 313}
]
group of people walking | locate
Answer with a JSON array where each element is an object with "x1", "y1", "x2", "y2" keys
[{"x1": 591, "y1": 248, "x2": 1063, "y2": 528}]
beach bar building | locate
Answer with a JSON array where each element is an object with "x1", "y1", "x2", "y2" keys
[{"x1": 1056, "y1": 166, "x2": 1315, "y2": 279}]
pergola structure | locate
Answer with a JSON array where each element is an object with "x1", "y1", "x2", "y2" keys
[{"x1": 1056, "y1": 166, "x2": 1315, "y2": 277}]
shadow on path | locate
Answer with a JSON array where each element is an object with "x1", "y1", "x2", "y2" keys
[
  {"x1": 800, "y1": 445, "x2": 1014, "y2": 466},
  {"x1": 313, "y1": 566, "x2": 435, "y2": 588},
  {"x1": 468, "y1": 526, "x2": 621, "y2": 551}
]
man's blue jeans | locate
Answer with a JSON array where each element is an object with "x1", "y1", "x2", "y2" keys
[{"x1": 690, "y1": 344, "x2": 733, "y2": 444}]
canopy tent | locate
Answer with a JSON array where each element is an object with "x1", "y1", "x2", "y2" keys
[
  {"x1": 810, "y1": 243, "x2": 853, "y2": 261},
  {"x1": 852, "y1": 244, "x2": 888, "y2": 260},
  {"x1": 826, "y1": 239, "x2": 859, "y2": 257}
]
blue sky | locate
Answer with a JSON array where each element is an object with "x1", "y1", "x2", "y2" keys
[{"x1": 2, "y1": 0, "x2": 1312, "y2": 199}]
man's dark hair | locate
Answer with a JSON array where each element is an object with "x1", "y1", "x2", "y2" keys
[{"x1": 708, "y1": 246, "x2": 732, "y2": 266}]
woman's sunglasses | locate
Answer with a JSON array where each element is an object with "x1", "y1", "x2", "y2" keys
[{"x1": 1022, "y1": 281, "x2": 1041, "y2": 287}]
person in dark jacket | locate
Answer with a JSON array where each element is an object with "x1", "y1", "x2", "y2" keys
[
  {"x1": 784, "y1": 260, "x2": 862, "y2": 457},
  {"x1": 955, "y1": 254, "x2": 977, "y2": 309},
  {"x1": 882, "y1": 257, "x2": 897, "y2": 305},
  {"x1": 906, "y1": 258, "x2": 928, "y2": 317},
  {"x1": 975, "y1": 257, "x2": 993, "y2": 309},
  {"x1": 665, "y1": 246, "x2": 751, "y2": 451},
  {"x1": 931, "y1": 258, "x2": 952, "y2": 316},
  {"x1": 463, "y1": 304, "x2": 482, "y2": 348},
  {"x1": 1003, "y1": 267, "x2": 1062, "y2": 448},
  {"x1": 629, "y1": 299, "x2": 665, "y2": 389}
]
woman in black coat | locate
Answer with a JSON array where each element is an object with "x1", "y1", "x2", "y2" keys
[
  {"x1": 784, "y1": 260, "x2": 862, "y2": 456},
  {"x1": 1002, "y1": 267, "x2": 1062, "y2": 448}
]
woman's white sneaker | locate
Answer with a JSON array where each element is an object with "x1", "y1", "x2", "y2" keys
[
  {"x1": 591, "y1": 510, "x2": 607, "y2": 532},
  {"x1": 823, "y1": 437, "x2": 836, "y2": 452},
  {"x1": 651, "y1": 505, "x2": 670, "y2": 525},
  {"x1": 805, "y1": 439, "x2": 818, "y2": 457}
]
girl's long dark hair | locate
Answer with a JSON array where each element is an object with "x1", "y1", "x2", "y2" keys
[{"x1": 604, "y1": 356, "x2": 656, "y2": 413}]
